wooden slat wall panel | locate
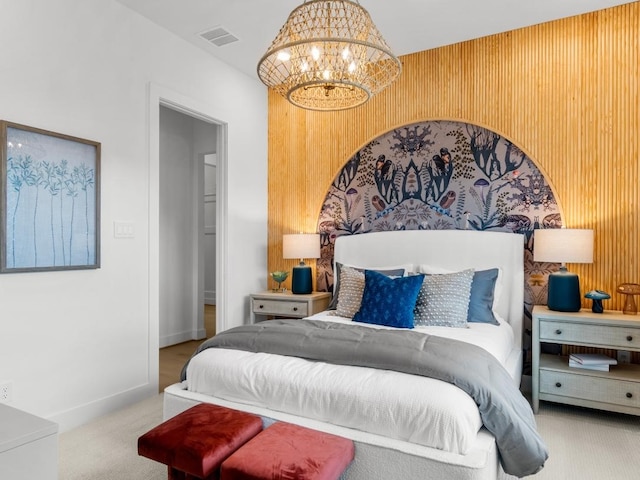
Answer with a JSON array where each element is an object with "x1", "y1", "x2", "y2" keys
[{"x1": 268, "y1": 3, "x2": 640, "y2": 312}]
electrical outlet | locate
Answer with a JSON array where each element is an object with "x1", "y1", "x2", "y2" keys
[
  {"x1": 0, "y1": 380, "x2": 13, "y2": 403},
  {"x1": 618, "y1": 351, "x2": 632, "y2": 364}
]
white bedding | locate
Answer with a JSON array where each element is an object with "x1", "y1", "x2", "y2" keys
[{"x1": 185, "y1": 313, "x2": 517, "y2": 455}]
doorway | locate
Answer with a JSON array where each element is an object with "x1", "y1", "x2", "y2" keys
[
  {"x1": 158, "y1": 106, "x2": 219, "y2": 347},
  {"x1": 149, "y1": 83, "x2": 229, "y2": 393}
]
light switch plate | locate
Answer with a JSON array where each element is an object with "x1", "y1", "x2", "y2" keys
[{"x1": 114, "y1": 221, "x2": 135, "y2": 239}]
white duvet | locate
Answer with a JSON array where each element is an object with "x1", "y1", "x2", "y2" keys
[{"x1": 185, "y1": 312, "x2": 516, "y2": 455}]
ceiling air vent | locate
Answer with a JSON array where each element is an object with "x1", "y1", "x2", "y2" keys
[{"x1": 199, "y1": 26, "x2": 239, "y2": 47}]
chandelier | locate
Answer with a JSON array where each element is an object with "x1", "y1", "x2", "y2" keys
[{"x1": 257, "y1": 0, "x2": 401, "y2": 111}]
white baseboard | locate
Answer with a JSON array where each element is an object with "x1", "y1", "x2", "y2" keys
[
  {"x1": 205, "y1": 290, "x2": 215, "y2": 305},
  {"x1": 160, "y1": 330, "x2": 207, "y2": 348},
  {"x1": 49, "y1": 383, "x2": 157, "y2": 433}
]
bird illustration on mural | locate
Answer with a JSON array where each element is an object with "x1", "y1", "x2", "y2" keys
[
  {"x1": 439, "y1": 190, "x2": 456, "y2": 209},
  {"x1": 432, "y1": 154, "x2": 446, "y2": 173},
  {"x1": 432, "y1": 148, "x2": 452, "y2": 174},
  {"x1": 440, "y1": 147, "x2": 451, "y2": 165},
  {"x1": 371, "y1": 195, "x2": 386, "y2": 212},
  {"x1": 375, "y1": 155, "x2": 394, "y2": 180}
]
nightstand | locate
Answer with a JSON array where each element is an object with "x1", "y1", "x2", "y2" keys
[
  {"x1": 532, "y1": 305, "x2": 640, "y2": 415},
  {"x1": 250, "y1": 291, "x2": 331, "y2": 323}
]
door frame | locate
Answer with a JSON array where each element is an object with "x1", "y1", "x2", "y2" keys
[
  {"x1": 203, "y1": 154, "x2": 217, "y2": 306},
  {"x1": 148, "y1": 82, "x2": 228, "y2": 388}
]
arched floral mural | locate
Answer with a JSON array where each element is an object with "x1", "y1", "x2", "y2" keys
[{"x1": 316, "y1": 120, "x2": 563, "y2": 371}]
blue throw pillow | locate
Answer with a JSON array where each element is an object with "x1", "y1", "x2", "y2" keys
[
  {"x1": 353, "y1": 270, "x2": 424, "y2": 329},
  {"x1": 468, "y1": 268, "x2": 500, "y2": 325}
]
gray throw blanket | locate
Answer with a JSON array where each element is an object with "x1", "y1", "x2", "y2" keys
[{"x1": 181, "y1": 319, "x2": 548, "y2": 477}]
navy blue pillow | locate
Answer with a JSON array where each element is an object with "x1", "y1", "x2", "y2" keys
[
  {"x1": 468, "y1": 268, "x2": 500, "y2": 325},
  {"x1": 353, "y1": 270, "x2": 424, "y2": 329}
]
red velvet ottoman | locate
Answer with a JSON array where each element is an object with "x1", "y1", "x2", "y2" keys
[
  {"x1": 220, "y1": 422, "x2": 355, "y2": 480},
  {"x1": 138, "y1": 403, "x2": 263, "y2": 480}
]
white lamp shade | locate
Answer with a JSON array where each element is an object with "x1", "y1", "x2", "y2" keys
[
  {"x1": 533, "y1": 229, "x2": 594, "y2": 264},
  {"x1": 283, "y1": 234, "x2": 320, "y2": 260}
]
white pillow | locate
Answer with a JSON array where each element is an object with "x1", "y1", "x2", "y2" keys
[
  {"x1": 417, "y1": 264, "x2": 503, "y2": 316},
  {"x1": 414, "y1": 269, "x2": 475, "y2": 327}
]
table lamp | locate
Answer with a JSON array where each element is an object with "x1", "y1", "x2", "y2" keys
[
  {"x1": 283, "y1": 233, "x2": 320, "y2": 294},
  {"x1": 534, "y1": 228, "x2": 594, "y2": 312}
]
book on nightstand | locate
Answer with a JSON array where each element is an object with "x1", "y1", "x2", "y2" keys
[{"x1": 569, "y1": 353, "x2": 617, "y2": 372}]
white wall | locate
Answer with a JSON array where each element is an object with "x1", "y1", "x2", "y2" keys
[{"x1": 0, "y1": 0, "x2": 267, "y2": 431}]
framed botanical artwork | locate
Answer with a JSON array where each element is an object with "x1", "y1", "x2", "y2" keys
[{"x1": 0, "y1": 121, "x2": 100, "y2": 272}]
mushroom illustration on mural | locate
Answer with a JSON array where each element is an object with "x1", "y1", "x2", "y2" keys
[{"x1": 473, "y1": 178, "x2": 490, "y2": 204}]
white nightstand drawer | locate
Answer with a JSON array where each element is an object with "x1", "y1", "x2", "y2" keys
[
  {"x1": 539, "y1": 320, "x2": 640, "y2": 349},
  {"x1": 540, "y1": 369, "x2": 640, "y2": 409},
  {"x1": 249, "y1": 291, "x2": 331, "y2": 323},
  {"x1": 252, "y1": 298, "x2": 308, "y2": 317}
]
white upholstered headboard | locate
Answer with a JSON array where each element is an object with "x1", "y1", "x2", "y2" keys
[{"x1": 333, "y1": 230, "x2": 524, "y2": 349}]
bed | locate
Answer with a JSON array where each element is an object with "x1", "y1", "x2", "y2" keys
[{"x1": 163, "y1": 230, "x2": 547, "y2": 479}]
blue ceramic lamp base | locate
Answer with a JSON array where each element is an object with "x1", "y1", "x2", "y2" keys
[
  {"x1": 291, "y1": 263, "x2": 312, "y2": 294},
  {"x1": 547, "y1": 267, "x2": 581, "y2": 312}
]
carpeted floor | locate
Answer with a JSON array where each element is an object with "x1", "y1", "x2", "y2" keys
[
  {"x1": 59, "y1": 394, "x2": 166, "y2": 480},
  {"x1": 59, "y1": 394, "x2": 640, "y2": 479},
  {"x1": 531, "y1": 401, "x2": 640, "y2": 479}
]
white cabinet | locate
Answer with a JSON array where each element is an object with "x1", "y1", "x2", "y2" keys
[
  {"x1": 532, "y1": 305, "x2": 640, "y2": 415},
  {"x1": 0, "y1": 404, "x2": 58, "y2": 480}
]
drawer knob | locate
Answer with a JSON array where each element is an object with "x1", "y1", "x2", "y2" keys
[
  {"x1": 293, "y1": 307, "x2": 298, "y2": 312},
  {"x1": 627, "y1": 335, "x2": 633, "y2": 342},
  {"x1": 555, "y1": 382, "x2": 562, "y2": 388},
  {"x1": 627, "y1": 392, "x2": 633, "y2": 399},
  {"x1": 555, "y1": 329, "x2": 562, "y2": 335},
  {"x1": 259, "y1": 304, "x2": 264, "y2": 309}
]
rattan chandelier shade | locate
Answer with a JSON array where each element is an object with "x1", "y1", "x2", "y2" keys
[{"x1": 257, "y1": 0, "x2": 401, "y2": 111}]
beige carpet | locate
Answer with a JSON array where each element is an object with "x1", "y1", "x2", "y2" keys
[
  {"x1": 531, "y1": 401, "x2": 640, "y2": 479},
  {"x1": 59, "y1": 394, "x2": 640, "y2": 479},
  {"x1": 59, "y1": 394, "x2": 166, "y2": 480}
]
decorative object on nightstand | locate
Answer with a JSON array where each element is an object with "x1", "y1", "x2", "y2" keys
[
  {"x1": 533, "y1": 228, "x2": 594, "y2": 312},
  {"x1": 283, "y1": 234, "x2": 320, "y2": 294},
  {"x1": 618, "y1": 283, "x2": 640, "y2": 315},
  {"x1": 568, "y1": 352, "x2": 617, "y2": 371},
  {"x1": 270, "y1": 270, "x2": 289, "y2": 292},
  {"x1": 585, "y1": 290, "x2": 611, "y2": 314}
]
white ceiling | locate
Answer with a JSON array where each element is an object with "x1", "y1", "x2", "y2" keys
[{"x1": 116, "y1": 0, "x2": 635, "y2": 80}]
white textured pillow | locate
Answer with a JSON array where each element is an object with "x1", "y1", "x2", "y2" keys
[
  {"x1": 414, "y1": 269, "x2": 474, "y2": 327},
  {"x1": 418, "y1": 264, "x2": 503, "y2": 314},
  {"x1": 335, "y1": 266, "x2": 365, "y2": 318}
]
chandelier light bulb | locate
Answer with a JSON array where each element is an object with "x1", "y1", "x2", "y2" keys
[{"x1": 277, "y1": 51, "x2": 291, "y2": 62}]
